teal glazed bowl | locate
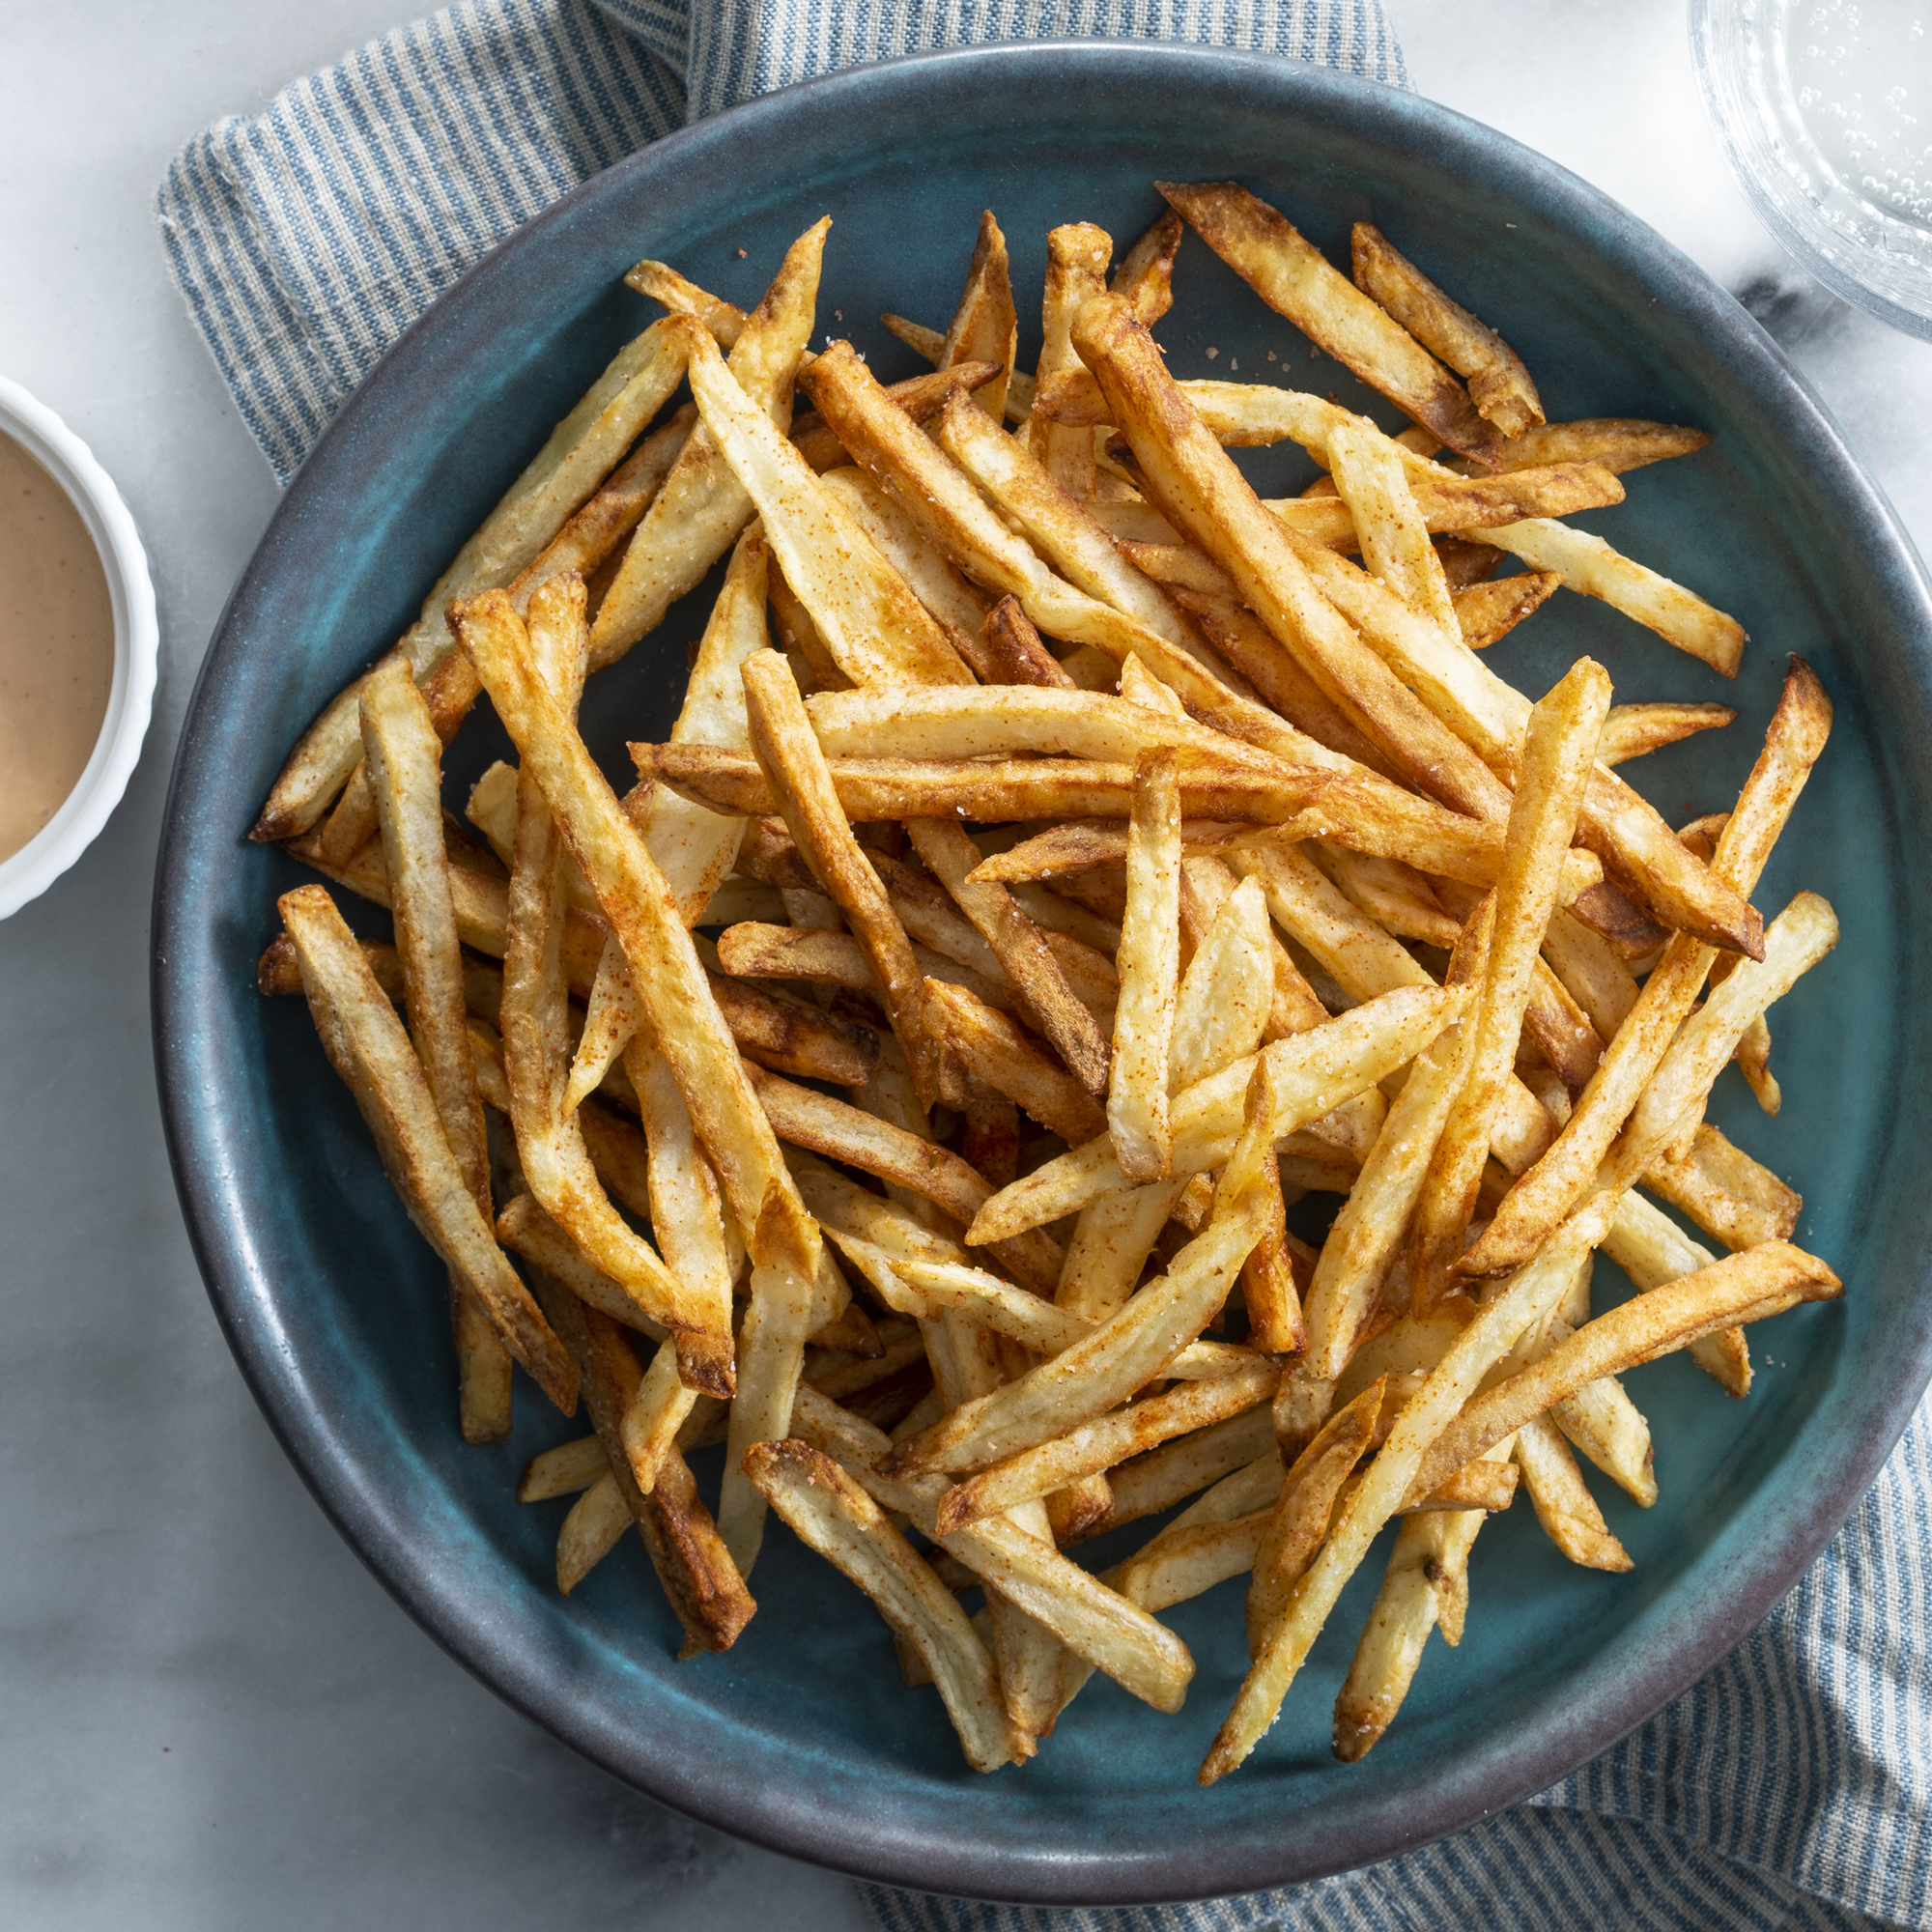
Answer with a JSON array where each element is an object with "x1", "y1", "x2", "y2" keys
[{"x1": 153, "y1": 42, "x2": 1932, "y2": 1905}]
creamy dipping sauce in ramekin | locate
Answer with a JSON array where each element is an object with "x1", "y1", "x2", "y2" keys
[{"x1": 0, "y1": 428, "x2": 114, "y2": 862}]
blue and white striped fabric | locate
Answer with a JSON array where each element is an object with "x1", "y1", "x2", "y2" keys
[
  {"x1": 153, "y1": 4, "x2": 1929, "y2": 1928},
  {"x1": 153, "y1": 0, "x2": 1405, "y2": 485}
]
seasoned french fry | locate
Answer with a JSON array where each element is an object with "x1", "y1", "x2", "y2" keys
[
  {"x1": 1471, "y1": 518, "x2": 1747, "y2": 678},
  {"x1": 520, "y1": 1434, "x2": 609, "y2": 1502},
  {"x1": 1644, "y1": 1123, "x2": 1801, "y2": 1251},
  {"x1": 556, "y1": 1471, "x2": 631, "y2": 1594},
  {"x1": 1466, "y1": 659, "x2": 1831, "y2": 1274},
  {"x1": 923, "y1": 980, "x2": 1108, "y2": 1146},
  {"x1": 1156, "y1": 182, "x2": 1502, "y2": 464},
  {"x1": 791, "y1": 363, "x2": 999, "y2": 470},
  {"x1": 1598, "y1": 702, "x2": 1737, "y2": 767},
  {"x1": 255, "y1": 318, "x2": 692, "y2": 841},
  {"x1": 590, "y1": 223, "x2": 827, "y2": 669},
  {"x1": 1266, "y1": 462, "x2": 1622, "y2": 551},
  {"x1": 718, "y1": 920, "x2": 1011, "y2": 1012},
  {"x1": 1514, "y1": 1412, "x2": 1632, "y2": 1570},
  {"x1": 1409, "y1": 659, "x2": 1607, "y2": 1306},
  {"x1": 1325, "y1": 417, "x2": 1461, "y2": 643},
  {"x1": 1350, "y1": 223, "x2": 1544, "y2": 438},
  {"x1": 280, "y1": 886, "x2": 577, "y2": 1411},
  {"x1": 357, "y1": 654, "x2": 510, "y2": 1441},
  {"x1": 1454, "y1": 570, "x2": 1561, "y2": 648},
  {"x1": 1109, "y1": 750, "x2": 1184, "y2": 1181},
  {"x1": 1033, "y1": 222, "x2": 1112, "y2": 496},
  {"x1": 744, "y1": 1438, "x2": 1018, "y2": 1771},
  {"x1": 940, "y1": 210, "x2": 1019, "y2": 423},
  {"x1": 626, "y1": 258, "x2": 744, "y2": 344}
]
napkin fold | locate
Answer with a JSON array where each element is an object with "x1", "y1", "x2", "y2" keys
[{"x1": 153, "y1": 5, "x2": 1929, "y2": 1929}]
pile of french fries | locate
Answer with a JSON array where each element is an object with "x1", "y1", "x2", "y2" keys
[{"x1": 253, "y1": 180, "x2": 1843, "y2": 1781}]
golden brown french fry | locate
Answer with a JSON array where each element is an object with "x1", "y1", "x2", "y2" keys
[
  {"x1": 1645, "y1": 1123, "x2": 1801, "y2": 1251},
  {"x1": 527, "y1": 1265, "x2": 754, "y2": 1652},
  {"x1": 620, "y1": 1335, "x2": 698, "y2": 1496},
  {"x1": 1604, "y1": 1189, "x2": 1751, "y2": 1396},
  {"x1": 1351, "y1": 223, "x2": 1544, "y2": 438},
  {"x1": 255, "y1": 318, "x2": 692, "y2": 841},
  {"x1": 1471, "y1": 518, "x2": 1747, "y2": 678},
  {"x1": 1407, "y1": 1242, "x2": 1844, "y2": 1504},
  {"x1": 790, "y1": 364, "x2": 999, "y2": 470},
  {"x1": 966, "y1": 820, "x2": 1247, "y2": 884},
  {"x1": 1110, "y1": 750, "x2": 1183, "y2": 1182},
  {"x1": 923, "y1": 980, "x2": 1108, "y2": 1146},
  {"x1": 1072, "y1": 292, "x2": 1515, "y2": 824},
  {"x1": 625, "y1": 257, "x2": 745, "y2": 344},
  {"x1": 1514, "y1": 1412, "x2": 1632, "y2": 1570},
  {"x1": 1082, "y1": 1411, "x2": 1281, "y2": 1543},
  {"x1": 1157, "y1": 183, "x2": 1501, "y2": 463},
  {"x1": 1033, "y1": 222, "x2": 1112, "y2": 496},
  {"x1": 934, "y1": 1358, "x2": 1280, "y2": 1534},
  {"x1": 718, "y1": 921, "x2": 1011, "y2": 1013},
  {"x1": 742, "y1": 650, "x2": 941, "y2": 1105},
  {"x1": 1265, "y1": 462, "x2": 1623, "y2": 550},
  {"x1": 1454, "y1": 570, "x2": 1561, "y2": 648},
  {"x1": 357, "y1": 654, "x2": 511, "y2": 1441},
  {"x1": 1200, "y1": 1198, "x2": 1613, "y2": 1783},
  {"x1": 1466, "y1": 657, "x2": 1830, "y2": 1275},
  {"x1": 1409, "y1": 658, "x2": 1607, "y2": 1306},
  {"x1": 556, "y1": 1471, "x2": 630, "y2": 1594},
  {"x1": 969, "y1": 984, "x2": 1464, "y2": 1243},
  {"x1": 793, "y1": 1385, "x2": 1196, "y2": 1712},
  {"x1": 907, "y1": 816, "x2": 1111, "y2": 1097},
  {"x1": 939, "y1": 210, "x2": 1019, "y2": 423},
  {"x1": 497, "y1": 579, "x2": 730, "y2": 1393},
  {"x1": 743, "y1": 1438, "x2": 1018, "y2": 1771},
  {"x1": 1325, "y1": 416, "x2": 1461, "y2": 643},
  {"x1": 977, "y1": 596, "x2": 1077, "y2": 688},
  {"x1": 494, "y1": 1191, "x2": 668, "y2": 1340},
  {"x1": 520, "y1": 1434, "x2": 609, "y2": 1502},
  {"x1": 1598, "y1": 702, "x2": 1737, "y2": 767},
  {"x1": 279, "y1": 886, "x2": 577, "y2": 1411},
  {"x1": 1114, "y1": 208, "x2": 1183, "y2": 321},
  {"x1": 680, "y1": 325, "x2": 973, "y2": 691},
  {"x1": 590, "y1": 222, "x2": 827, "y2": 669},
  {"x1": 1171, "y1": 872, "x2": 1276, "y2": 1089}
]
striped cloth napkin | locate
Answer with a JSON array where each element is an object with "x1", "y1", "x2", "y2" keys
[{"x1": 153, "y1": 5, "x2": 1931, "y2": 1927}]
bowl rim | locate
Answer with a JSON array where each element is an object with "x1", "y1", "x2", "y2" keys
[
  {"x1": 0, "y1": 375, "x2": 158, "y2": 919},
  {"x1": 152, "y1": 37, "x2": 1932, "y2": 1906}
]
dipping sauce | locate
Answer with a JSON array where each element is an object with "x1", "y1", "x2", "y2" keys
[{"x1": 0, "y1": 430, "x2": 113, "y2": 862}]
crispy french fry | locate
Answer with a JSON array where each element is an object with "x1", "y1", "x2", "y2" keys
[
  {"x1": 1466, "y1": 659, "x2": 1830, "y2": 1274},
  {"x1": 970, "y1": 984, "x2": 1464, "y2": 1244},
  {"x1": 357, "y1": 654, "x2": 511, "y2": 1441},
  {"x1": 1598, "y1": 702, "x2": 1736, "y2": 767},
  {"x1": 1110, "y1": 750, "x2": 1183, "y2": 1181},
  {"x1": 1157, "y1": 183, "x2": 1502, "y2": 464},
  {"x1": 940, "y1": 210, "x2": 1019, "y2": 423},
  {"x1": 256, "y1": 319, "x2": 692, "y2": 841},
  {"x1": 791, "y1": 364, "x2": 999, "y2": 471},
  {"x1": 743, "y1": 1438, "x2": 1018, "y2": 1771},
  {"x1": 1033, "y1": 223, "x2": 1112, "y2": 496},
  {"x1": 1454, "y1": 570, "x2": 1561, "y2": 648},
  {"x1": 1267, "y1": 462, "x2": 1622, "y2": 551},
  {"x1": 1351, "y1": 223, "x2": 1544, "y2": 438},
  {"x1": 1083, "y1": 1411, "x2": 1282, "y2": 1544},
  {"x1": 1644, "y1": 1122, "x2": 1801, "y2": 1251},
  {"x1": 1325, "y1": 416, "x2": 1461, "y2": 643},
  {"x1": 626, "y1": 258, "x2": 744, "y2": 344},
  {"x1": 520, "y1": 1434, "x2": 609, "y2": 1502},
  {"x1": 556, "y1": 1471, "x2": 631, "y2": 1594},
  {"x1": 1409, "y1": 659, "x2": 1607, "y2": 1306},
  {"x1": 528, "y1": 1266, "x2": 754, "y2": 1652},
  {"x1": 923, "y1": 980, "x2": 1107, "y2": 1146},
  {"x1": 494, "y1": 1192, "x2": 667, "y2": 1341},
  {"x1": 1514, "y1": 1412, "x2": 1632, "y2": 1570},
  {"x1": 1406, "y1": 1242, "x2": 1843, "y2": 1504},
  {"x1": 590, "y1": 223, "x2": 827, "y2": 668},
  {"x1": 718, "y1": 920, "x2": 1011, "y2": 1012},
  {"x1": 280, "y1": 886, "x2": 577, "y2": 1411},
  {"x1": 1471, "y1": 518, "x2": 1747, "y2": 678}
]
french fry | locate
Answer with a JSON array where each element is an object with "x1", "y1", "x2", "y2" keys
[
  {"x1": 356, "y1": 654, "x2": 510, "y2": 1441},
  {"x1": 494, "y1": 1192, "x2": 666, "y2": 1341},
  {"x1": 1644, "y1": 1122, "x2": 1801, "y2": 1251},
  {"x1": 1073, "y1": 293, "x2": 1518, "y2": 825},
  {"x1": 255, "y1": 318, "x2": 692, "y2": 840},
  {"x1": 528, "y1": 1266, "x2": 754, "y2": 1652},
  {"x1": 556, "y1": 1471, "x2": 631, "y2": 1594},
  {"x1": 1454, "y1": 571, "x2": 1561, "y2": 648},
  {"x1": 965, "y1": 820, "x2": 1245, "y2": 884},
  {"x1": 1350, "y1": 222, "x2": 1544, "y2": 438},
  {"x1": 1200, "y1": 1198, "x2": 1614, "y2": 1783},
  {"x1": 1409, "y1": 659, "x2": 1607, "y2": 1305},
  {"x1": 744, "y1": 1439, "x2": 1018, "y2": 1771},
  {"x1": 680, "y1": 324, "x2": 973, "y2": 691},
  {"x1": 1156, "y1": 182, "x2": 1502, "y2": 464},
  {"x1": 279, "y1": 886, "x2": 577, "y2": 1410},
  {"x1": 1513, "y1": 1412, "x2": 1632, "y2": 1570},
  {"x1": 1032, "y1": 222, "x2": 1112, "y2": 496},
  {"x1": 626, "y1": 257, "x2": 744, "y2": 344},
  {"x1": 880, "y1": 314, "x2": 1036, "y2": 423},
  {"x1": 934, "y1": 1359, "x2": 1280, "y2": 1534},
  {"x1": 1466, "y1": 659, "x2": 1831, "y2": 1274},
  {"x1": 1084, "y1": 1411, "x2": 1282, "y2": 1543},
  {"x1": 718, "y1": 921, "x2": 1011, "y2": 1012},
  {"x1": 792, "y1": 1386, "x2": 1195, "y2": 1712},
  {"x1": 1114, "y1": 208, "x2": 1184, "y2": 321},
  {"x1": 1406, "y1": 1242, "x2": 1844, "y2": 1504},
  {"x1": 590, "y1": 222, "x2": 827, "y2": 669},
  {"x1": 742, "y1": 650, "x2": 941, "y2": 1104},
  {"x1": 791, "y1": 363, "x2": 999, "y2": 470},
  {"x1": 1604, "y1": 1189, "x2": 1751, "y2": 1395},
  {"x1": 908, "y1": 816, "x2": 1111, "y2": 1096},
  {"x1": 1598, "y1": 702, "x2": 1737, "y2": 767},
  {"x1": 923, "y1": 980, "x2": 1108, "y2": 1146},
  {"x1": 1325, "y1": 416, "x2": 1461, "y2": 643},
  {"x1": 1110, "y1": 750, "x2": 1184, "y2": 1181},
  {"x1": 1471, "y1": 518, "x2": 1747, "y2": 678},
  {"x1": 939, "y1": 210, "x2": 1019, "y2": 423},
  {"x1": 520, "y1": 1434, "x2": 609, "y2": 1502},
  {"x1": 977, "y1": 596, "x2": 1076, "y2": 688},
  {"x1": 621, "y1": 1335, "x2": 699, "y2": 1496},
  {"x1": 496, "y1": 579, "x2": 730, "y2": 1393},
  {"x1": 1266, "y1": 463, "x2": 1623, "y2": 550},
  {"x1": 970, "y1": 984, "x2": 1464, "y2": 1244}
]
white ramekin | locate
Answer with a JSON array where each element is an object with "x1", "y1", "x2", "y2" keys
[{"x1": 0, "y1": 377, "x2": 158, "y2": 920}]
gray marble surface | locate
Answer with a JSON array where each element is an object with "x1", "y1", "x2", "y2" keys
[{"x1": 1, "y1": 2, "x2": 1926, "y2": 1925}]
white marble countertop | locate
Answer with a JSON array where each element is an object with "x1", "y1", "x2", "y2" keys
[{"x1": 3, "y1": 3, "x2": 1927, "y2": 1924}]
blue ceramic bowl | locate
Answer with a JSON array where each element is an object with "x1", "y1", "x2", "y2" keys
[{"x1": 154, "y1": 41, "x2": 1932, "y2": 1906}]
